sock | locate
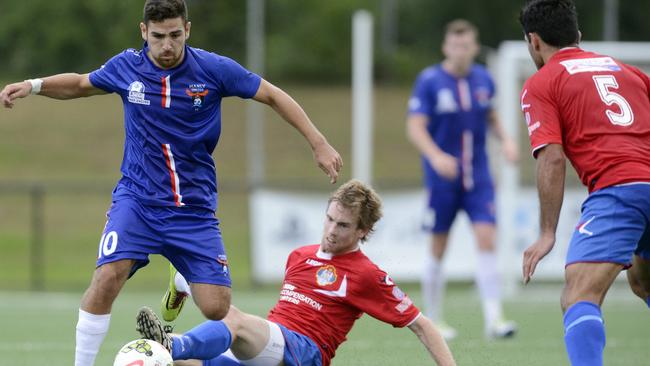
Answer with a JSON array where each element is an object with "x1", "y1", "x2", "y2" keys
[
  {"x1": 475, "y1": 251, "x2": 503, "y2": 328},
  {"x1": 175, "y1": 271, "x2": 192, "y2": 296},
  {"x1": 563, "y1": 301, "x2": 606, "y2": 366},
  {"x1": 204, "y1": 351, "x2": 242, "y2": 366},
  {"x1": 172, "y1": 320, "x2": 232, "y2": 360},
  {"x1": 646, "y1": 296, "x2": 650, "y2": 309},
  {"x1": 421, "y1": 255, "x2": 445, "y2": 322},
  {"x1": 75, "y1": 309, "x2": 111, "y2": 366}
]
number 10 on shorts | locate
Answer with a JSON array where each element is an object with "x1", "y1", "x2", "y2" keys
[{"x1": 98, "y1": 231, "x2": 119, "y2": 258}]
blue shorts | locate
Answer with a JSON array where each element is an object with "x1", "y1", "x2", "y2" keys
[
  {"x1": 96, "y1": 197, "x2": 231, "y2": 286},
  {"x1": 278, "y1": 324, "x2": 322, "y2": 366},
  {"x1": 567, "y1": 184, "x2": 650, "y2": 268},
  {"x1": 425, "y1": 180, "x2": 496, "y2": 233}
]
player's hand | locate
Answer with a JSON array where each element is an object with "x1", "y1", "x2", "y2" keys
[
  {"x1": 430, "y1": 153, "x2": 459, "y2": 180},
  {"x1": 313, "y1": 141, "x2": 343, "y2": 184},
  {"x1": 0, "y1": 81, "x2": 32, "y2": 109},
  {"x1": 502, "y1": 138, "x2": 519, "y2": 163},
  {"x1": 522, "y1": 234, "x2": 555, "y2": 284}
]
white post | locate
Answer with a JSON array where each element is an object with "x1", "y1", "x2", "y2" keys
[
  {"x1": 246, "y1": 0, "x2": 265, "y2": 188},
  {"x1": 352, "y1": 10, "x2": 374, "y2": 185}
]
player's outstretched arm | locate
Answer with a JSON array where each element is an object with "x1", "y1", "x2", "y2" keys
[
  {"x1": 0, "y1": 73, "x2": 105, "y2": 108},
  {"x1": 522, "y1": 143, "x2": 566, "y2": 284},
  {"x1": 252, "y1": 79, "x2": 342, "y2": 184},
  {"x1": 408, "y1": 314, "x2": 456, "y2": 366}
]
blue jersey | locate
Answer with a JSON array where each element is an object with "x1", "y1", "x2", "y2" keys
[
  {"x1": 408, "y1": 64, "x2": 495, "y2": 190},
  {"x1": 89, "y1": 43, "x2": 261, "y2": 212}
]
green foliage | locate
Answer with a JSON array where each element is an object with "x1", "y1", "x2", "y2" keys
[{"x1": 2, "y1": 1, "x2": 649, "y2": 83}]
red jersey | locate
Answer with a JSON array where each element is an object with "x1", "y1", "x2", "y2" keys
[
  {"x1": 267, "y1": 245, "x2": 420, "y2": 366},
  {"x1": 521, "y1": 47, "x2": 650, "y2": 192}
]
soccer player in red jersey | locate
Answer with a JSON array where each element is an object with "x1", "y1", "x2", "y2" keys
[
  {"x1": 519, "y1": 1, "x2": 650, "y2": 365},
  {"x1": 136, "y1": 180, "x2": 456, "y2": 366}
]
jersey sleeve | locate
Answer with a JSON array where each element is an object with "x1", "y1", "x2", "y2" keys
[
  {"x1": 208, "y1": 55, "x2": 262, "y2": 99},
  {"x1": 351, "y1": 264, "x2": 420, "y2": 328},
  {"x1": 521, "y1": 76, "x2": 563, "y2": 158},
  {"x1": 626, "y1": 65, "x2": 650, "y2": 100},
  {"x1": 408, "y1": 71, "x2": 435, "y2": 117},
  {"x1": 89, "y1": 52, "x2": 126, "y2": 94}
]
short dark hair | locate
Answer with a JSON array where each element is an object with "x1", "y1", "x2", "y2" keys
[
  {"x1": 143, "y1": 0, "x2": 188, "y2": 24},
  {"x1": 444, "y1": 19, "x2": 479, "y2": 41},
  {"x1": 519, "y1": 0, "x2": 579, "y2": 48}
]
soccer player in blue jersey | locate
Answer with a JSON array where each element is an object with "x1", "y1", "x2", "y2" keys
[
  {"x1": 0, "y1": 1, "x2": 342, "y2": 365},
  {"x1": 406, "y1": 19, "x2": 518, "y2": 340}
]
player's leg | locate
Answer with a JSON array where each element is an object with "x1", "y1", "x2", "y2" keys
[
  {"x1": 627, "y1": 255, "x2": 650, "y2": 307},
  {"x1": 138, "y1": 306, "x2": 283, "y2": 365},
  {"x1": 164, "y1": 209, "x2": 232, "y2": 321},
  {"x1": 561, "y1": 262, "x2": 621, "y2": 366},
  {"x1": 421, "y1": 185, "x2": 460, "y2": 340},
  {"x1": 464, "y1": 181, "x2": 516, "y2": 338},
  {"x1": 561, "y1": 185, "x2": 647, "y2": 366},
  {"x1": 76, "y1": 198, "x2": 157, "y2": 366}
]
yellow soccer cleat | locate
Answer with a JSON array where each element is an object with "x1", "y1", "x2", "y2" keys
[{"x1": 160, "y1": 263, "x2": 188, "y2": 322}]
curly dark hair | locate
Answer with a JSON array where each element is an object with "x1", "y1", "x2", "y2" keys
[
  {"x1": 143, "y1": 0, "x2": 188, "y2": 24},
  {"x1": 519, "y1": 0, "x2": 580, "y2": 48}
]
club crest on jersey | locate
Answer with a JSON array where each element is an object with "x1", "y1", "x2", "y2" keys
[
  {"x1": 127, "y1": 81, "x2": 151, "y2": 106},
  {"x1": 186, "y1": 83, "x2": 209, "y2": 111},
  {"x1": 316, "y1": 265, "x2": 337, "y2": 286}
]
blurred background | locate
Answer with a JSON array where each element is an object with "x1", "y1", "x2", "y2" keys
[{"x1": 2, "y1": 1, "x2": 650, "y2": 364}]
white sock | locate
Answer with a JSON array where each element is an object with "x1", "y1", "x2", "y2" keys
[
  {"x1": 421, "y1": 255, "x2": 446, "y2": 323},
  {"x1": 475, "y1": 251, "x2": 503, "y2": 328},
  {"x1": 175, "y1": 271, "x2": 192, "y2": 296},
  {"x1": 75, "y1": 309, "x2": 111, "y2": 366}
]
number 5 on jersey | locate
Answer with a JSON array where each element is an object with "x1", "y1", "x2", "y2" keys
[
  {"x1": 592, "y1": 74, "x2": 634, "y2": 126},
  {"x1": 98, "y1": 231, "x2": 119, "y2": 258}
]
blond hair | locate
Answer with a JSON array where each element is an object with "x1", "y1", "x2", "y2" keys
[{"x1": 328, "y1": 179, "x2": 383, "y2": 242}]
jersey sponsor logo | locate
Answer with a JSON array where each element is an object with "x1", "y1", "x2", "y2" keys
[
  {"x1": 127, "y1": 81, "x2": 151, "y2": 106},
  {"x1": 383, "y1": 275, "x2": 394, "y2": 286},
  {"x1": 315, "y1": 265, "x2": 337, "y2": 286},
  {"x1": 306, "y1": 258, "x2": 325, "y2": 266},
  {"x1": 186, "y1": 83, "x2": 209, "y2": 111},
  {"x1": 577, "y1": 216, "x2": 596, "y2": 236},
  {"x1": 314, "y1": 275, "x2": 348, "y2": 298},
  {"x1": 279, "y1": 283, "x2": 323, "y2": 310},
  {"x1": 436, "y1": 88, "x2": 458, "y2": 113},
  {"x1": 560, "y1": 57, "x2": 621, "y2": 75}
]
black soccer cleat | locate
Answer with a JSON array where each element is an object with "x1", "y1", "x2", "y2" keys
[{"x1": 136, "y1": 306, "x2": 174, "y2": 353}]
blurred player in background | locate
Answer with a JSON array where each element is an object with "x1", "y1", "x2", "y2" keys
[
  {"x1": 406, "y1": 19, "x2": 518, "y2": 340},
  {"x1": 0, "y1": 1, "x2": 341, "y2": 365},
  {"x1": 519, "y1": 1, "x2": 650, "y2": 365},
  {"x1": 137, "y1": 180, "x2": 456, "y2": 366}
]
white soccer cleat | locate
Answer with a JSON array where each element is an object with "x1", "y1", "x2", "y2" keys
[
  {"x1": 434, "y1": 321, "x2": 458, "y2": 341},
  {"x1": 485, "y1": 319, "x2": 517, "y2": 339}
]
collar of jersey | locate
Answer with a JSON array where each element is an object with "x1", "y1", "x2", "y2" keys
[
  {"x1": 142, "y1": 41, "x2": 190, "y2": 73},
  {"x1": 549, "y1": 46, "x2": 582, "y2": 64},
  {"x1": 316, "y1": 246, "x2": 360, "y2": 260}
]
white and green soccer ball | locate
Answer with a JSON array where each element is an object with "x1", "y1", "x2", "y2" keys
[{"x1": 113, "y1": 339, "x2": 173, "y2": 366}]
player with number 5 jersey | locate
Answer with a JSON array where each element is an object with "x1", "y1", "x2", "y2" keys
[
  {"x1": 519, "y1": 1, "x2": 650, "y2": 365},
  {"x1": 0, "y1": 1, "x2": 342, "y2": 366}
]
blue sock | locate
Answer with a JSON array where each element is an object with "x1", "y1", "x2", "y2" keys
[
  {"x1": 203, "y1": 355, "x2": 242, "y2": 366},
  {"x1": 646, "y1": 296, "x2": 650, "y2": 309},
  {"x1": 171, "y1": 321, "x2": 232, "y2": 360},
  {"x1": 563, "y1": 301, "x2": 605, "y2": 366}
]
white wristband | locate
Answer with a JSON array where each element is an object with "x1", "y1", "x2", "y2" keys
[{"x1": 25, "y1": 79, "x2": 43, "y2": 95}]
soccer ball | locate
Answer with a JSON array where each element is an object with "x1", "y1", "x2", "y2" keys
[{"x1": 113, "y1": 339, "x2": 173, "y2": 366}]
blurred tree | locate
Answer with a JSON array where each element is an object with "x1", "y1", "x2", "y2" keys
[{"x1": 0, "y1": 0, "x2": 648, "y2": 84}]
